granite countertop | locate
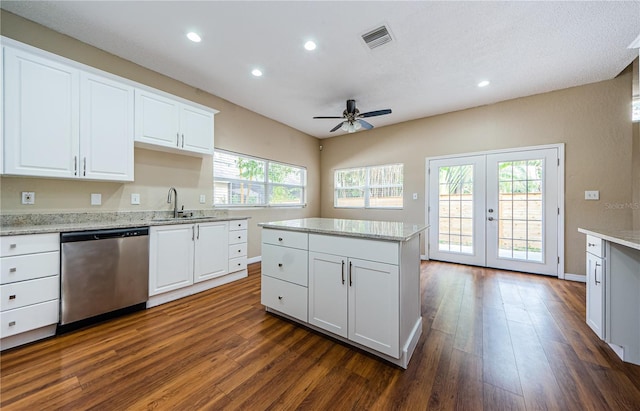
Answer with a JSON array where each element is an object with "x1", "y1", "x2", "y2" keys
[
  {"x1": 578, "y1": 228, "x2": 640, "y2": 251},
  {"x1": 0, "y1": 211, "x2": 249, "y2": 236},
  {"x1": 258, "y1": 218, "x2": 428, "y2": 242}
]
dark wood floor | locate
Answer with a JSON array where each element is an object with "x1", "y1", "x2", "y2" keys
[{"x1": 2, "y1": 261, "x2": 640, "y2": 410}]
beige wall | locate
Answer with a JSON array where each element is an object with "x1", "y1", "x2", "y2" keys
[
  {"x1": 320, "y1": 73, "x2": 635, "y2": 277},
  {"x1": 0, "y1": 11, "x2": 321, "y2": 259}
]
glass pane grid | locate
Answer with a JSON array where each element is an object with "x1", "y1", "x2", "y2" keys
[
  {"x1": 497, "y1": 159, "x2": 543, "y2": 262},
  {"x1": 438, "y1": 165, "x2": 474, "y2": 254}
]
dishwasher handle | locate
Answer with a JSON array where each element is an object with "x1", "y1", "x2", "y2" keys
[{"x1": 61, "y1": 227, "x2": 149, "y2": 243}]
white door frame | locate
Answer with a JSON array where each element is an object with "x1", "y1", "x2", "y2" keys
[{"x1": 425, "y1": 143, "x2": 565, "y2": 279}]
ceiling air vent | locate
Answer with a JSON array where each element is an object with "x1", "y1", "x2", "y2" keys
[{"x1": 362, "y1": 25, "x2": 392, "y2": 50}]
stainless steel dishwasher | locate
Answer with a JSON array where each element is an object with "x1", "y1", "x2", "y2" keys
[{"x1": 59, "y1": 227, "x2": 149, "y2": 332}]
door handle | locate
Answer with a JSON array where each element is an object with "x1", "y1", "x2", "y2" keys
[
  {"x1": 197, "y1": 224, "x2": 200, "y2": 239},
  {"x1": 177, "y1": 132, "x2": 180, "y2": 147},
  {"x1": 83, "y1": 157, "x2": 87, "y2": 176},
  {"x1": 181, "y1": 134, "x2": 185, "y2": 148},
  {"x1": 341, "y1": 260, "x2": 345, "y2": 284},
  {"x1": 349, "y1": 261, "x2": 353, "y2": 286},
  {"x1": 74, "y1": 156, "x2": 78, "y2": 176}
]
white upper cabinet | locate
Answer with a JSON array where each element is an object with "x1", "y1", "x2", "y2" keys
[
  {"x1": 80, "y1": 72, "x2": 134, "y2": 181},
  {"x1": 134, "y1": 89, "x2": 215, "y2": 156},
  {"x1": 3, "y1": 45, "x2": 134, "y2": 181},
  {"x1": 4, "y1": 46, "x2": 79, "y2": 178}
]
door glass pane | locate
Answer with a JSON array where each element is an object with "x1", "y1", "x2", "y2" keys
[
  {"x1": 438, "y1": 165, "x2": 473, "y2": 254},
  {"x1": 497, "y1": 159, "x2": 544, "y2": 262}
]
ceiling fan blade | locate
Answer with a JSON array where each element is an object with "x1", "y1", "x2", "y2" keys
[
  {"x1": 314, "y1": 116, "x2": 344, "y2": 119},
  {"x1": 346, "y1": 99, "x2": 357, "y2": 115},
  {"x1": 330, "y1": 122, "x2": 344, "y2": 132},
  {"x1": 357, "y1": 119, "x2": 374, "y2": 130},
  {"x1": 359, "y1": 109, "x2": 392, "y2": 118}
]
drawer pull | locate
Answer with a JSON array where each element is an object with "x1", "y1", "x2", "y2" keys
[
  {"x1": 278, "y1": 237, "x2": 283, "y2": 241},
  {"x1": 278, "y1": 296, "x2": 283, "y2": 300},
  {"x1": 9, "y1": 295, "x2": 16, "y2": 300},
  {"x1": 9, "y1": 267, "x2": 17, "y2": 273},
  {"x1": 9, "y1": 244, "x2": 17, "y2": 249},
  {"x1": 238, "y1": 249, "x2": 242, "y2": 253},
  {"x1": 278, "y1": 263, "x2": 283, "y2": 267},
  {"x1": 588, "y1": 243, "x2": 596, "y2": 247},
  {"x1": 238, "y1": 236, "x2": 242, "y2": 239},
  {"x1": 8, "y1": 321, "x2": 15, "y2": 327}
]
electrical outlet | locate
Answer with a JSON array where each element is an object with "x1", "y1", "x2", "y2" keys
[
  {"x1": 131, "y1": 193, "x2": 141, "y2": 205},
  {"x1": 412, "y1": 193, "x2": 418, "y2": 200},
  {"x1": 199, "y1": 194, "x2": 206, "y2": 204},
  {"x1": 585, "y1": 190, "x2": 600, "y2": 200},
  {"x1": 91, "y1": 193, "x2": 102, "y2": 206},
  {"x1": 21, "y1": 192, "x2": 35, "y2": 205}
]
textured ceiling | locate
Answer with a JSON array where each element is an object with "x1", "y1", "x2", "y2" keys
[{"x1": 2, "y1": 1, "x2": 639, "y2": 139}]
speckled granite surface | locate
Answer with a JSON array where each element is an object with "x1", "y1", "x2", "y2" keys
[
  {"x1": 1, "y1": 211, "x2": 249, "y2": 236},
  {"x1": 578, "y1": 228, "x2": 640, "y2": 251},
  {"x1": 258, "y1": 218, "x2": 428, "y2": 242}
]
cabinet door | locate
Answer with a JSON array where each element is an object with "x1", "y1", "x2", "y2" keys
[
  {"x1": 149, "y1": 225, "x2": 194, "y2": 296},
  {"x1": 194, "y1": 221, "x2": 229, "y2": 283},
  {"x1": 180, "y1": 104, "x2": 213, "y2": 154},
  {"x1": 348, "y1": 258, "x2": 399, "y2": 358},
  {"x1": 586, "y1": 252, "x2": 605, "y2": 339},
  {"x1": 80, "y1": 73, "x2": 134, "y2": 181},
  {"x1": 4, "y1": 47, "x2": 79, "y2": 178},
  {"x1": 309, "y1": 252, "x2": 348, "y2": 338},
  {"x1": 134, "y1": 89, "x2": 180, "y2": 149}
]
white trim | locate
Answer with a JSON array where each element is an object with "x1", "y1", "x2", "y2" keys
[
  {"x1": 564, "y1": 273, "x2": 586, "y2": 283},
  {"x1": 247, "y1": 255, "x2": 262, "y2": 264},
  {"x1": 425, "y1": 143, "x2": 565, "y2": 277}
]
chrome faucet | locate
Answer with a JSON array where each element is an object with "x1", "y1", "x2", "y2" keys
[{"x1": 167, "y1": 187, "x2": 178, "y2": 218}]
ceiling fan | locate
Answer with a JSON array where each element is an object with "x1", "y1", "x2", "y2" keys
[{"x1": 313, "y1": 99, "x2": 392, "y2": 133}]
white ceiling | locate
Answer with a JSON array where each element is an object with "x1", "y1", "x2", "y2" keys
[{"x1": 2, "y1": 1, "x2": 639, "y2": 139}]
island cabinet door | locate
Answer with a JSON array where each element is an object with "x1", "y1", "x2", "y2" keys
[
  {"x1": 308, "y1": 252, "x2": 348, "y2": 338},
  {"x1": 348, "y1": 258, "x2": 400, "y2": 358}
]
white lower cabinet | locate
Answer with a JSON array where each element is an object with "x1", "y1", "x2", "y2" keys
[
  {"x1": 261, "y1": 228, "x2": 420, "y2": 367},
  {"x1": 0, "y1": 233, "x2": 60, "y2": 350},
  {"x1": 148, "y1": 219, "x2": 248, "y2": 307},
  {"x1": 586, "y1": 237, "x2": 605, "y2": 339}
]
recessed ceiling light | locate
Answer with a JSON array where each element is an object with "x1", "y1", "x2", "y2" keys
[
  {"x1": 304, "y1": 40, "x2": 317, "y2": 51},
  {"x1": 251, "y1": 68, "x2": 263, "y2": 77},
  {"x1": 478, "y1": 80, "x2": 490, "y2": 88},
  {"x1": 187, "y1": 32, "x2": 201, "y2": 43}
]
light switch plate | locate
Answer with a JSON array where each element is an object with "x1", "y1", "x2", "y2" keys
[
  {"x1": 412, "y1": 193, "x2": 418, "y2": 200},
  {"x1": 585, "y1": 190, "x2": 600, "y2": 200},
  {"x1": 21, "y1": 192, "x2": 35, "y2": 205},
  {"x1": 131, "y1": 193, "x2": 141, "y2": 205},
  {"x1": 91, "y1": 193, "x2": 102, "y2": 206},
  {"x1": 199, "y1": 194, "x2": 206, "y2": 204}
]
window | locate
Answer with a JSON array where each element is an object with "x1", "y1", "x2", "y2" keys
[
  {"x1": 334, "y1": 163, "x2": 403, "y2": 208},
  {"x1": 214, "y1": 150, "x2": 306, "y2": 207}
]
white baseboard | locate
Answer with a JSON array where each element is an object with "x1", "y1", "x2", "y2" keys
[
  {"x1": 564, "y1": 273, "x2": 586, "y2": 283},
  {"x1": 247, "y1": 255, "x2": 261, "y2": 264}
]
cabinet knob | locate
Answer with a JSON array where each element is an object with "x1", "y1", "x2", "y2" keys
[
  {"x1": 9, "y1": 267, "x2": 16, "y2": 273},
  {"x1": 9, "y1": 295, "x2": 16, "y2": 300},
  {"x1": 278, "y1": 237, "x2": 283, "y2": 241},
  {"x1": 8, "y1": 321, "x2": 15, "y2": 327},
  {"x1": 588, "y1": 243, "x2": 596, "y2": 247},
  {"x1": 278, "y1": 263, "x2": 283, "y2": 267},
  {"x1": 278, "y1": 296, "x2": 283, "y2": 300}
]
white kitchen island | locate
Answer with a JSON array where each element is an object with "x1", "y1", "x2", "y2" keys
[
  {"x1": 258, "y1": 218, "x2": 427, "y2": 369},
  {"x1": 578, "y1": 228, "x2": 640, "y2": 365}
]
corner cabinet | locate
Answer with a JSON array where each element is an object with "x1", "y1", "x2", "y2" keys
[
  {"x1": 261, "y1": 228, "x2": 422, "y2": 368},
  {"x1": 134, "y1": 89, "x2": 216, "y2": 156},
  {"x1": 3, "y1": 46, "x2": 134, "y2": 181},
  {"x1": 147, "y1": 219, "x2": 248, "y2": 308}
]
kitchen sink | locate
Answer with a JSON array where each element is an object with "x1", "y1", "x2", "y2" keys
[{"x1": 151, "y1": 216, "x2": 214, "y2": 222}]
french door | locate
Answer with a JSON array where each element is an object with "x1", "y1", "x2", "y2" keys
[{"x1": 427, "y1": 146, "x2": 561, "y2": 276}]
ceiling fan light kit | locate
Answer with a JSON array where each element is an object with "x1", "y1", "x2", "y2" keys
[{"x1": 314, "y1": 99, "x2": 392, "y2": 133}]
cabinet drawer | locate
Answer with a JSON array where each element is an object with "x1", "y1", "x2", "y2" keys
[
  {"x1": 262, "y1": 244, "x2": 308, "y2": 286},
  {"x1": 1, "y1": 251, "x2": 60, "y2": 284},
  {"x1": 262, "y1": 229, "x2": 308, "y2": 250},
  {"x1": 229, "y1": 243, "x2": 247, "y2": 258},
  {"x1": 261, "y1": 275, "x2": 307, "y2": 322},
  {"x1": 229, "y1": 219, "x2": 248, "y2": 231},
  {"x1": 229, "y1": 230, "x2": 247, "y2": 245},
  {"x1": 1, "y1": 234, "x2": 59, "y2": 257},
  {"x1": 587, "y1": 235, "x2": 604, "y2": 258},
  {"x1": 0, "y1": 299, "x2": 59, "y2": 338},
  {"x1": 309, "y1": 234, "x2": 399, "y2": 265},
  {"x1": 229, "y1": 257, "x2": 247, "y2": 273},
  {"x1": 0, "y1": 276, "x2": 59, "y2": 311}
]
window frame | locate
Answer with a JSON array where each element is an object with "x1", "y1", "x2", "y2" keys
[
  {"x1": 213, "y1": 149, "x2": 307, "y2": 208},
  {"x1": 334, "y1": 163, "x2": 404, "y2": 209}
]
